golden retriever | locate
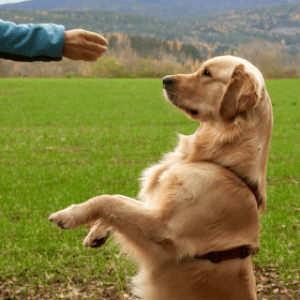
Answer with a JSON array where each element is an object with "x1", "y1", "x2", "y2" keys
[{"x1": 49, "y1": 55, "x2": 273, "y2": 300}]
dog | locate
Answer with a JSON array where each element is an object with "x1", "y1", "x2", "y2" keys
[{"x1": 49, "y1": 55, "x2": 273, "y2": 300}]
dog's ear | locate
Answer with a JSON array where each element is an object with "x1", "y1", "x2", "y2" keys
[{"x1": 220, "y1": 64, "x2": 259, "y2": 121}]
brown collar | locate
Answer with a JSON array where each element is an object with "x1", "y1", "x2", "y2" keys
[
  {"x1": 193, "y1": 164, "x2": 260, "y2": 264},
  {"x1": 195, "y1": 246, "x2": 258, "y2": 264},
  {"x1": 222, "y1": 165, "x2": 262, "y2": 209}
]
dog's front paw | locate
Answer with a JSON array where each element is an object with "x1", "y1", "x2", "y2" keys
[
  {"x1": 83, "y1": 223, "x2": 110, "y2": 248},
  {"x1": 49, "y1": 205, "x2": 78, "y2": 230},
  {"x1": 87, "y1": 234, "x2": 110, "y2": 248}
]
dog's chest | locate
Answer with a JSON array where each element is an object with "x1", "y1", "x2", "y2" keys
[
  {"x1": 140, "y1": 164, "x2": 171, "y2": 197},
  {"x1": 139, "y1": 136, "x2": 193, "y2": 201},
  {"x1": 139, "y1": 155, "x2": 185, "y2": 202}
]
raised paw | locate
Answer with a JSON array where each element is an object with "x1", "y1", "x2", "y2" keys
[
  {"x1": 49, "y1": 205, "x2": 79, "y2": 230},
  {"x1": 89, "y1": 234, "x2": 110, "y2": 248},
  {"x1": 83, "y1": 222, "x2": 111, "y2": 248}
]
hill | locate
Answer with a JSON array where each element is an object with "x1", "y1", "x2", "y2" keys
[
  {"x1": 2, "y1": 0, "x2": 300, "y2": 19},
  {"x1": 2, "y1": 2, "x2": 300, "y2": 51}
]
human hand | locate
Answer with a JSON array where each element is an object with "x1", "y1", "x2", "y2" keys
[{"x1": 62, "y1": 29, "x2": 108, "y2": 62}]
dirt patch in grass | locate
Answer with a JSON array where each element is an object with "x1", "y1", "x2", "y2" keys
[
  {"x1": 254, "y1": 266, "x2": 300, "y2": 299},
  {"x1": 0, "y1": 266, "x2": 299, "y2": 300}
]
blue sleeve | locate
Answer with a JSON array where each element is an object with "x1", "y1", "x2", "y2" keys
[{"x1": 0, "y1": 19, "x2": 65, "y2": 62}]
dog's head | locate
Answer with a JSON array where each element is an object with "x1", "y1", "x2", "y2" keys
[
  {"x1": 163, "y1": 55, "x2": 264, "y2": 124},
  {"x1": 163, "y1": 56, "x2": 273, "y2": 212}
]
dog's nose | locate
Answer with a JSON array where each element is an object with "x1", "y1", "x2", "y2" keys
[{"x1": 163, "y1": 76, "x2": 175, "y2": 89}]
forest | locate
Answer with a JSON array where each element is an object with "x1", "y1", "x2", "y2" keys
[
  {"x1": 2, "y1": 3, "x2": 300, "y2": 50},
  {"x1": 1, "y1": 3, "x2": 300, "y2": 78}
]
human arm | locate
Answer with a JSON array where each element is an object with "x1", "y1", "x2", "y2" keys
[
  {"x1": 0, "y1": 19, "x2": 65, "y2": 62},
  {"x1": 0, "y1": 20, "x2": 108, "y2": 62}
]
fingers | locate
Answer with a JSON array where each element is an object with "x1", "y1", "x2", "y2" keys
[
  {"x1": 84, "y1": 46, "x2": 108, "y2": 61},
  {"x1": 75, "y1": 29, "x2": 108, "y2": 49},
  {"x1": 82, "y1": 42, "x2": 108, "y2": 59},
  {"x1": 85, "y1": 31, "x2": 108, "y2": 47},
  {"x1": 70, "y1": 48, "x2": 106, "y2": 62},
  {"x1": 81, "y1": 31, "x2": 108, "y2": 60}
]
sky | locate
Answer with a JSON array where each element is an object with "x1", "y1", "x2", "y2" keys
[{"x1": 0, "y1": 0, "x2": 29, "y2": 4}]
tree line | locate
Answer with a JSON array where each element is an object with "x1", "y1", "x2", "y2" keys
[{"x1": 1, "y1": 7, "x2": 300, "y2": 49}]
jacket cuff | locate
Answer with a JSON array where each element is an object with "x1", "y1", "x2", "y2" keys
[
  {"x1": 39, "y1": 24, "x2": 65, "y2": 59},
  {"x1": 0, "y1": 51, "x2": 62, "y2": 62}
]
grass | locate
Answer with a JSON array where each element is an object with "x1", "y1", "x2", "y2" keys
[
  {"x1": 0, "y1": 78, "x2": 299, "y2": 299},
  {"x1": 256, "y1": 79, "x2": 300, "y2": 284}
]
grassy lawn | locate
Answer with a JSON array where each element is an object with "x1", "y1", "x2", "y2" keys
[{"x1": 0, "y1": 78, "x2": 299, "y2": 299}]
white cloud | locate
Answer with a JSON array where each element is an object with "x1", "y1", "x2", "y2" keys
[{"x1": 0, "y1": 0, "x2": 30, "y2": 4}]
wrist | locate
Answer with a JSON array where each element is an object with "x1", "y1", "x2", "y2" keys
[{"x1": 62, "y1": 31, "x2": 70, "y2": 57}]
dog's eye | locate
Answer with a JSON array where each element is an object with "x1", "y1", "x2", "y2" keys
[{"x1": 203, "y1": 69, "x2": 212, "y2": 77}]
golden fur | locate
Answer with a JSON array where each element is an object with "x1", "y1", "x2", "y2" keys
[{"x1": 49, "y1": 56, "x2": 273, "y2": 300}]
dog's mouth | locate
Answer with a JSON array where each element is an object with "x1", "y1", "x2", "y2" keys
[
  {"x1": 183, "y1": 107, "x2": 198, "y2": 115},
  {"x1": 164, "y1": 90, "x2": 199, "y2": 116}
]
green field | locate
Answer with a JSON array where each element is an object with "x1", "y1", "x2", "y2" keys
[{"x1": 0, "y1": 78, "x2": 299, "y2": 299}]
